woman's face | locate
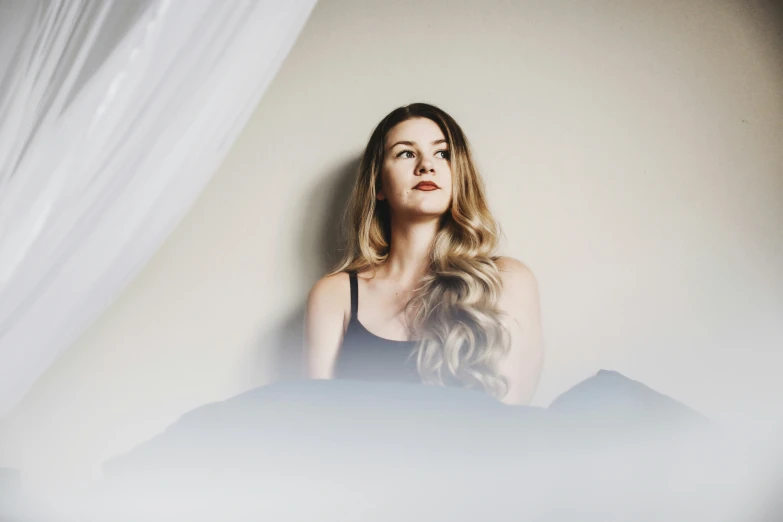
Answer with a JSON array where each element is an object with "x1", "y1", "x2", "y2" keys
[{"x1": 378, "y1": 117, "x2": 453, "y2": 219}]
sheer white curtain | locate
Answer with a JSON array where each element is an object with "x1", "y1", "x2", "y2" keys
[{"x1": 0, "y1": 0, "x2": 317, "y2": 418}]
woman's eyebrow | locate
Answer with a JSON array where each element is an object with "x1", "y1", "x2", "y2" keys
[{"x1": 388, "y1": 139, "x2": 448, "y2": 150}]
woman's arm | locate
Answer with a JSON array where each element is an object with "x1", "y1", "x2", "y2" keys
[
  {"x1": 495, "y1": 256, "x2": 545, "y2": 405},
  {"x1": 304, "y1": 272, "x2": 350, "y2": 379}
]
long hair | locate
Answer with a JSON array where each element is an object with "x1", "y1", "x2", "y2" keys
[{"x1": 329, "y1": 102, "x2": 510, "y2": 398}]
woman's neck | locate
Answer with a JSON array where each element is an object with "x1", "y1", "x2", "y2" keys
[{"x1": 382, "y1": 215, "x2": 439, "y2": 286}]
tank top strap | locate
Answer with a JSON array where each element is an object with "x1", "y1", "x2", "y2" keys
[{"x1": 348, "y1": 271, "x2": 358, "y2": 321}]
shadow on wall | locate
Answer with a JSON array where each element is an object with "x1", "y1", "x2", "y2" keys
[{"x1": 249, "y1": 156, "x2": 362, "y2": 384}]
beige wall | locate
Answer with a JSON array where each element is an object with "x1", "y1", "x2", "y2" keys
[{"x1": 1, "y1": 0, "x2": 782, "y2": 490}]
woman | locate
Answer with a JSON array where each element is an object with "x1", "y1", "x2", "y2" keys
[{"x1": 305, "y1": 103, "x2": 543, "y2": 405}]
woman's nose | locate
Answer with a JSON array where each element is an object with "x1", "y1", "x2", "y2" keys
[{"x1": 417, "y1": 158, "x2": 434, "y2": 174}]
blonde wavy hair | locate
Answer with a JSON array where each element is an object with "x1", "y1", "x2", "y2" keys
[{"x1": 329, "y1": 103, "x2": 510, "y2": 398}]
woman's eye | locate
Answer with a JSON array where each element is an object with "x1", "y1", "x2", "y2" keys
[{"x1": 396, "y1": 149, "x2": 449, "y2": 159}]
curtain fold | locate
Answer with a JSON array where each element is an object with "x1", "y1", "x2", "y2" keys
[{"x1": 0, "y1": 0, "x2": 317, "y2": 418}]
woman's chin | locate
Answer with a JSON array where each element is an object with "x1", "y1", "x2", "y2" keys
[
  {"x1": 414, "y1": 208, "x2": 450, "y2": 220},
  {"x1": 391, "y1": 201, "x2": 450, "y2": 220}
]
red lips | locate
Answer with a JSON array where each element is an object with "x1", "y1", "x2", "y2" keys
[{"x1": 413, "y1": 181, "x2": 439, "y2": 190}]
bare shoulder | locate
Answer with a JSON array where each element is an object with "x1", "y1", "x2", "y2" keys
[
  {"x1": 306, "y1": 271, "x2": 350, "y2": 312},
  {"x1": 494, "y1": 257, "x2": 544, "y2": 405},
  {"x1": 305, "y1": 272, "x2": 351, "y2": 379},
  {"x1": 495, "y1": 256, "x2": 538, "y2": 291},
  {"x1": 494, "y1": 256, "x2": 540, "y2": 316},
  {"x1": 496, "y1": 255, "x2": 532, "y2": 273}
]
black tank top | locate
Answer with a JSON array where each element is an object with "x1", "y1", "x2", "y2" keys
[{"x1": 334, "y1": 271, "x2": 421, "y2": 383}]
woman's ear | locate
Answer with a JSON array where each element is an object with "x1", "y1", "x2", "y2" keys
[{"x1": 376, "y1": 190, "x2": 385, "y2": 201}]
